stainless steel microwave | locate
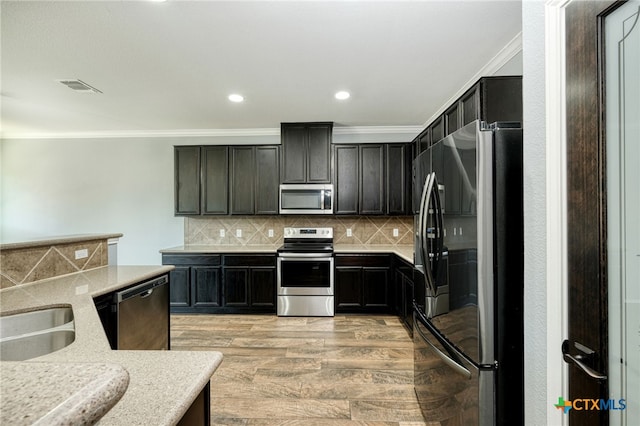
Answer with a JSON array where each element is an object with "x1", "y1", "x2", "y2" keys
[{"x1": 279, "y1": 184, "x2": 333, "y2": 214}]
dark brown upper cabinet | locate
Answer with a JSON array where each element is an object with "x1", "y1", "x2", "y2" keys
[
  {"x1": 334, "y1": 143, "x2": 412, "y2": 216},
  {"x1": 412, "y1": 76, "x2": 522, "y2": 156},
  {"x1": 174, "y1": 145, "x2": 279, "y2": 216},
  {"x1": 386, "y1": 144, "x2": 412, "y2": 215},
  {"x1": 174, "y1": 146, "x2": 229, "y2": 216},
  {"x1": 175, "y1": 146, "x2": 201, "y2": 215},
  {"x1": 230, "y1": 146, "x2": 255, "y2": 215},
  {"x1": 334, "y1": 145, "x2": 359, "y2": 215},
  {"x1": 202, "y1": 146, "x2": 229, "y2": 215},
  {"x1": 280, "y1": 122, "x2": 332, "y2": 183},
  {"x1": 359, "y1": 145, "x2": 385, "y2": 215}
]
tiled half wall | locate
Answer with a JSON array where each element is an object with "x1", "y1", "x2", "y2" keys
[
  {"x1": 185, "y1": 216, "x2": 414, "y2": 246},
  {"x1": 0, "y1": 240, "x2": 108, "y2": 289}
]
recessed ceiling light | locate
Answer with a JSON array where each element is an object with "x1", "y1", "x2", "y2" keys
[
  {"x1": 228, "y1": 94, "x2": 244, "y2": 103},
  {"x1": 335, "y1": 91, "x2": 350, "y2": 100}
]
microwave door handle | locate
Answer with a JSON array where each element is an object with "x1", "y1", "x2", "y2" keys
[{"x1": 321, "y1": 190, "x2": 325, "y2": 210}]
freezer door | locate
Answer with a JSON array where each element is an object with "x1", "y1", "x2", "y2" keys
[{"x1": 414, "y1": 308, "x2": 494, "y2": 425}]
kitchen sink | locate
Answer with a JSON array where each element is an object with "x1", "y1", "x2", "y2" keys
[{"x1": 0, "y1": 306, "x2": 75, "y2": 361}]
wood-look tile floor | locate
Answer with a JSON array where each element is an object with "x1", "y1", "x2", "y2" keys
[{"x1": 171, "y1": 314, "x2": 431, "y2": 426}]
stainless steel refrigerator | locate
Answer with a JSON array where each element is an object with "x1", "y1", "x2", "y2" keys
[{"x1": 413, "y1": 120, "x2": 523, "y2": 425}]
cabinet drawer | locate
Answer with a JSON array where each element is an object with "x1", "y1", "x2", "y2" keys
[
  {"x1": 334, "y1": 254, "x2": 391, "y2": 267},
  {"x1": 223, "y1": 255, "x2": 276, "y2": 267},
  {"x1": 162, "y1": 254, "x2": 221, "y2": 266}
]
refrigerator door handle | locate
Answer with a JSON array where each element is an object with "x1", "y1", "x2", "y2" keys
[
  {"x1": 414, "y1": 311, "x2": 472, "y2": 379},
  {"x1": 420, "y1": 172, "x2": 437, "y2": 297},
  {"x1": 431, "y1": 172, "x2": 445, "y2": 278}
]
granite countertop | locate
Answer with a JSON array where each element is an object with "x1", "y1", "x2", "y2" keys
[
  {"x1": 0, "y1": 265, "x2": 223, "y2": 425},
  {"x1": 161, "y1": 244, "x2": 415, "y2": 264},
  {"x1": 0, "y1": 233, "x2": 123, "y2": 250}
]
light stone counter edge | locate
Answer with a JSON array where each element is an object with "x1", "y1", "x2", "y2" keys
[{"x1": 0, "y1": 265, "x2": 223, "y2": 426}]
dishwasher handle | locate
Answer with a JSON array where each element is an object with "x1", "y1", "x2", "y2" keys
[{"x1": 115, "y1": 275, "x2": 168, "y2": 303}]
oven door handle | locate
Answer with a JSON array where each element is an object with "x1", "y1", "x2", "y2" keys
[{"x1": 278, "y1": 253, "x2": 334, "y2": 258}]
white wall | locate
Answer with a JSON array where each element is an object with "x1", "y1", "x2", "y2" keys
[
  {"x1": 0, "y1": 137, "x2": 184, "y2": 265},
  {"x1": 522, "y1": 1, "x2": 553, "y2": 424},
  {"x1": 0, "y1": 129, "x2": 421, "y2": 265}
]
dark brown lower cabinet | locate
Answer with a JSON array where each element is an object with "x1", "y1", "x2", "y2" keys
[
  {"x1": 393, "y1": 257, "x2": 415, "y2": 335},
  {"x1": 161, "y1": 254, "x2": 275, "y2": 313},
  {"x1": 177, "y1": 382, "x2": 210, "y2": 426},
  {"x1": 334, "y1": 254, "x2": 391, "y2": 313}
]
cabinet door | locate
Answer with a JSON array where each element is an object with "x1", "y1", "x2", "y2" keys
[
  {"x1": 480, "y1": 77, "x2": 523, "y2": 123},
  {"x1": 363, "y1": 268, "x2": 389, "y2": 308},
  {"x1": 280, "y1": 124, "x2": 307, "y2": 183},
  {"x1": 307, "y1": 124, "x2": 332, "y2": 183},
  {"x1": 250, "y1": 267, "x2": 276, "y2": 308},
  {"x1": 255, "y1": 146, "x2": 280, "y2": 214},
  {"x1": 387, "y1": 144, "x2": 411, "y2": 215},
  {"x1": 394, "y1": 269, "x2": 405, "y2": 316},
  {"x1": 335, "y1": 267, "x2": 362, "y2": 308},
  {"x1": 431, "y1": 116, "x2": 445, "y2": 143},
  {"x1": 230, "y1": 147, "x2": 255, "y2": 215},
  {"x1": 169, "y1": 266, "x2": 191, "y2": 308},
  {"x1": 223, "y1": 268, "x2": 250, "y2": 307},
  {"x1": 445, "y1": 103, "x2": 461, "y2": 135},
  {"x1": 359, "y1": 145, "x2": 385, "y2": 215},
  {"x1": 202, "y1": 146, "x2": 228, "y2": 215},
  {"x1": 461, "y1": 85, "x2": 480, "y2": 126},
  {"x1": 175, "y1": 147, "x2": 200, "y2": 215},
  {"x1": 417, "y1": 129, "x2": 431, "y2": 154},
  {"x1": 334, "y1": 145, "x2": 359, "y2": 214},
  {"x1": 192, "y1": 266, "x2": 221, "y2": 307}
]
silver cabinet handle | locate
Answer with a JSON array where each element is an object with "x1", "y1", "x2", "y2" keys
[{"x1": 562, "y1": 339, "x2": 607, "y2": 381}]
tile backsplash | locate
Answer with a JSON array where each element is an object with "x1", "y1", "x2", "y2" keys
[
  {"x1": 0, "y1": 240, "x2": 108, "y2": 289},
  {"x1": 185, "y1": 216, "x2": 414, "y2": 246}
]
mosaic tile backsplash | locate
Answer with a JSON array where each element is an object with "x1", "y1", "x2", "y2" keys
[
  {"x1": 185, "y1": 216, "x2": 414, "y2": 246},
  {"x1": 0, "y1": 240, "x2": 108, "y2": 289}
]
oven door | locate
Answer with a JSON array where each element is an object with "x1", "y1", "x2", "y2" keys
[{"x1": 277, "y1": 253, "x2": 334, "y2": 296}]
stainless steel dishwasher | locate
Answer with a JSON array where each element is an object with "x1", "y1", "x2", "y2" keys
[{"x1": 114, "y1": 274, "x2": 169, "y2": 350}]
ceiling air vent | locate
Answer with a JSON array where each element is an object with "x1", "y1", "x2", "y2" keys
[{"x1": 56, "y1": 79, "x2": 102, "y2": 94}]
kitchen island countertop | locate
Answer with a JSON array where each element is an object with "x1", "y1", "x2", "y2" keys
[{"x1": 0, "y1": 265, "x2": 223, "y2": 425}]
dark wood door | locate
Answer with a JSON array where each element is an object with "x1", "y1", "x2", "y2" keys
[
  {"x1": 168, "y1": 266, "x2": 190, "y2": 308},
  {"x1": 223, "y1": 267, "x2": 250, "y2": 307},
  {"x1": 362, "y1": 268, "x2": 389, "y2": 308},
  {"x1": 202, "y1": 146, "x2": 228, "y2": 215},
  {"x1": 564, "y1": 2, "x2": 618, "y2": 425},
  {"x1": 307, "y1": 124, "x2": 332, "y2": 183},
  {"x1": 230, "y1": 146, "x2": 255, "y2": 214},
  {"x1": 387, "y1": 144, "x2": 411, "y2": 215},
  {"x1": 359, "y1": 145, "x2": 385, "y2": 215},
  {"x1": 280, "y1": 124, "x2": 307, "y2": 183},
  {"x1": 255, "y1": 146, "x2": 280, "y2": 214},
  {"x1": 191, "y1": 266, "x2": 221, "y2": 308},
  {"x1": 335, "y1": 267, "x2": 362, "y2": 309},
  {"x1": 334, "y1": 145, "x2": 359, "y2": 214},
  {"x1": 249, "y1": 267, "x2": 276, "y2": 308},
  {"x1": 174, "y1": 146, "x2": 200, "y2": 215}
]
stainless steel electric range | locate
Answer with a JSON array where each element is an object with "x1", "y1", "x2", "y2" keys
[{"x1": 276, "y1": 227, "x2": 334, "y2": 316}]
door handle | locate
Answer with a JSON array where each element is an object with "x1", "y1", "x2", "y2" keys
[{"x1": 561, "y1": 339, "x2": 607, "y2": 381}]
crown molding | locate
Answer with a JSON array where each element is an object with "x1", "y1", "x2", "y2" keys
[
  {"x1": 2, "y1": 125, "x2": 423, "y2": 141},
  {"x1": 0, "y1": 127, "x2": 282, "y2": 140},
  {"x1": 422, "y1": 31, "x2": 523, "y2": 128}
]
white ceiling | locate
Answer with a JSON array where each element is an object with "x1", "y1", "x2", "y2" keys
[{"x1": 0, "y1": 1, "x2": 522, "y2": 139}]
